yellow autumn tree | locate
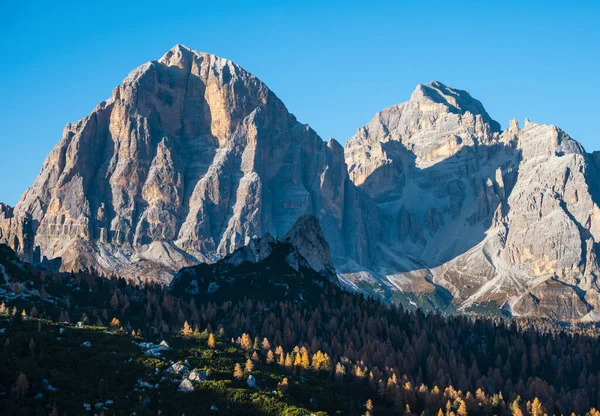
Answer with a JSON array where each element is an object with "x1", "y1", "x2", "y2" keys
[
  {"x1": 266, "y1": 350, "x2": 275, "y2": 364},
  {"x1": 182, "y1": 321, "x2": 193, "y2": 338},
  {"x1": 530, "y1": 398, "x2": 544, "y2": 416},
  {"x1": 245, "y1": 358, "x2": 254, "y2": 373},
  {"x1": 233, "y1": 363, "x2": 243, "y2": 380},
  {"x1": 277, "y1": 377, "x2": 289, "y2": 391},
  {"x1": 240, "y1": 333, "x2": 252, "y2": 351}
]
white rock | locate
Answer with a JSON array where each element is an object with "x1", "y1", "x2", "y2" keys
[{"x1": 177, "y1": 379, "x2": 194, "y2": 393}]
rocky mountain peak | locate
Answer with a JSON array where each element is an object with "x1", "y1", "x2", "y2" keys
[
  {"x1": 283, "y1": 215, "x2": 336, "y2": 277},
  {"x1": 1, "y1": 45, "x2": 379, "y2": 283},
  {"x1": 158, "y1": 43, "x2": 211, "y2": 71},
  {"x1": 411, "y1": 81, "x2": 501, "y2": 132}
]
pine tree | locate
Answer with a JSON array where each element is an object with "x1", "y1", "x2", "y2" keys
[
  {"x1": 266, "y1": 350, "x2": 275, "y2": 364},
  {"x1": 233, "y1": 363, "x2": 243, "y2": 380},
  {"x1": 510, "y1": 397, "x2": 523, "y2": 416},
  {"x1": 300, "y1": 351, "x2": 310, "y2": 369},
  {"x1": 240, "y1": 333, "x2": 252, "y2": 351},
  {"x1": 261, "y1": 337, "x2": 270, "y2": 352},
  {"x1": 182, "y1": 321, "x2": 193, "y2": 338},
  {"x1": 251, "y1": 351, "x2": 260, "y2": 362},
  {"x1": 335, "y1": 362, "x2": 345, "y2": 382},
  {"x1": 217, "y1": 326, "x2": 226, "y2": 338},
  {"x1": 277, "y1": 377, "x2": 289, "y2": 391},
  {"x1": 109, "y1": 292, "x2": 119, "y2": 310},
  {"x1": 284, "y1": 353, "x2": 293, "y2": 372},
  {"x1": 13, "y1": 373, "x2": 28, "y2": 397},
  {"x1": 275, "y1": 345, "x2": 283, "y2": 357},
  {"x1": 245, "y1": 358, "x2": 254, "y2": 373},
  {"x1": 530, "y1": 398, "x2": 544, "y2": 416},
  {"x1": 365, "y1": 399, "x2": 374, "y2": 416},
  {"x1": 208, "y1": 333, "x2": 216, "y2": 349},
  {"x1": 293, "y1": 352, "x2": 302, "y2": 367},
  {"x1": 457, "y1": 399, "x2": 467, "y2": 416}
]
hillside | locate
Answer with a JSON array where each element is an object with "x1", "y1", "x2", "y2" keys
[{"x1": 2, "y1": 235, "x2": 600, "y2": 414}]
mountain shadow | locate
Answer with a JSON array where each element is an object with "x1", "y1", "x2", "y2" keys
[{"x1": 359, "y1": 140, "x2": 522, "y2": 269}]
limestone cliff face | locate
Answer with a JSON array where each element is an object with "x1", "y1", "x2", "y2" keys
[
  {"x1": 0, "y1": 45, "x2": 381, "y2": 282},
  {"x1": 344, "y1": 82, "x2": 600, "y2": 320}
]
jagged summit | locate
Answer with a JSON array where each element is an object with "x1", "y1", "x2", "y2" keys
[
  {"x1": 411, "y1": 81, "x2": 501, "y2": 132},
  {"x1": 158, "y1": 44, "x2": 224, "y2": 70}
]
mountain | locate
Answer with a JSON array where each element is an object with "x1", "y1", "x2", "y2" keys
[
  {"x1": 0, "y1": 45, "x2": 381, "y2": 283},
  {"x1": 344, "y1": 81, "x2": 600, "y2": 320},
  {"x1": 1, "y1": 45, "x2": 599, "y2": 321}
]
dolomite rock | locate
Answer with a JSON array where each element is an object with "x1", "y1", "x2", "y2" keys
[
  {"x1": 344, "y1": 81, "x2": 600, "y2": 320},
  {"x1": 0, "y1": 44, "x2": 381, "y2": 283},
  {"x1": 2, "y1": 44, "x2": 599, "y2": 321}
]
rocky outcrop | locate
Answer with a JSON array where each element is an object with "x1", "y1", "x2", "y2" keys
[
  {"x1": 344, "y1": 81, "x2": 600, "y2": 320},
  {"x1": 225, "y1": 215, "x2": 335, "y2": 278},
  {"x1": 1, "y1": 45, "x2": 381, "y2": 283}
]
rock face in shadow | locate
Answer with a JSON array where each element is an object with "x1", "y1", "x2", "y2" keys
[
  {"x1": 0, "y1": 45, "x2": 381, "y2": 283},
  {"x1": 344, "y1": 82, "x2": 600, "y2": 320},
  {"x1": 224, "y1": 214, "x2": 336, "y2": 279}
]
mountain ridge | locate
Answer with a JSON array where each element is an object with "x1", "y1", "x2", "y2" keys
[{"x1": 1, "y1": 45, "x2": 599, "y2": 321}]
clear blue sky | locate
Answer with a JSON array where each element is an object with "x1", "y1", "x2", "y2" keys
[{"x1": 1, "y1": 0, "x2": 599, "y2": 206}]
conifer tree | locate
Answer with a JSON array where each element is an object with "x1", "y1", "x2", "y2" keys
[
  {"x1": 182, "y1": 321, "x2": 193, "y2": 338},
  {"x1": 245, "y1": 358, "x2": 254, "y2": 373},
  {"x1": 266, "y1": 350, "x2": 275, "y2": 364},
  {"x1": 13, "y1": 373, "x2": 28, "y2": 397},
  {"x1": 233, "y1": 363, "x2": 243, "y2": 380},
  {"x1": 277, "y1": 377, "x2": 289, "y2": 391}
]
